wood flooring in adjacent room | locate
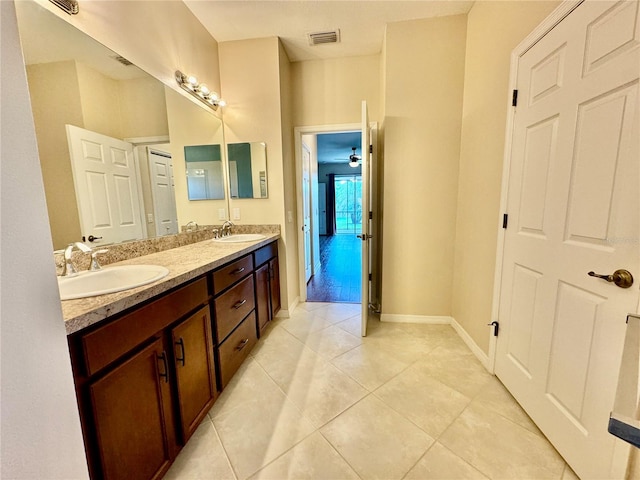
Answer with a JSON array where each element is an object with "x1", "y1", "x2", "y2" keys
[{"x1": 306, "y1": 235, "x2": 361, "y2": 303}]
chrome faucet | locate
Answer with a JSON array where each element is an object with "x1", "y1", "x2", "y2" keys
[
  {"x1": 221, "y1": 221, "x2": 234, "y2": 237},
  {"x1": 62, "y1": 242, "x2": 91, "y2": 276},
  {"x1": 89, "y1": 249, "x2": 109, "y2": 271},
  {"x1": 185, "y1": 220, "x2": 198, "y2": 233}
]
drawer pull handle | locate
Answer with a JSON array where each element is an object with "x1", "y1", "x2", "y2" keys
[
  {"x1": 175, "y1": 337, "x2": 186, "y2": 367},
  {"x1": 235, "y1": 338, "x2": 249, "y2": 351},
  {"x1": 233, "y1": 299, "x2": 247, "y2": 309},
  {"x1": 157, "y1": 351, "x2": 169, "y2": 383},
  {"x1": 231, "y1": 267, "x2": 245, "y2": 275}
]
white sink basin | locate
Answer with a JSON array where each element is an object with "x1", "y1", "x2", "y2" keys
[
  {"x1": 213, "y1": 233, "x2": 266, "y2": 243},
  {"x1": 58, "y1": 265, "x2": 169, "y2": 300}
]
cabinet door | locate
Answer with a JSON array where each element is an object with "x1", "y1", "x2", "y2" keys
[
  {"x1": 255, "y1": 263, "x2": 271, "y2": 334},
  {"x1": 172, "y1": 306, "x2": 217, "y2": 442},
  {"x1": 90, "y1": 338, "x2": 172, "y2": 480},
  {"x1": 269, "y1": 258, "x2": 281, "y2": 316}
]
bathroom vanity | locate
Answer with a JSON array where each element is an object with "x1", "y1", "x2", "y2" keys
[{"x1": 63, "y1": 235, "x2": 280, "y2": 480}]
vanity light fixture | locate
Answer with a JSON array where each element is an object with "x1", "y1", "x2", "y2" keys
[
  {"x1": 49, "y1": 0, "x2": 79, "y2": 14},
  {"x1": 175, "y1": 70, "x2": 226, "y2": 111}
]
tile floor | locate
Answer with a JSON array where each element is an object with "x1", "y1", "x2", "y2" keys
[{"x1": 164, "y1": 302, "x2": 579, "y2": 480}]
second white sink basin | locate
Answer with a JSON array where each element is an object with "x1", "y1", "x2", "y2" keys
[
  {"x1": 58, "y1": 265, "x2": 169, "y2": 300},
  {"x1": 213, "y1": 233, "x2": 266, "y2": 243}
]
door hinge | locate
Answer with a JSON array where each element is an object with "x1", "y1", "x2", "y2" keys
[
  {"x1": 512, "y1": 89, "x2": 518, "y2": 107},
  {"x1": 488, "y1": 321, "x2": 499, "y2": 337},
  {"x1": 368, "y1": 273, "x2": 372, "y2": 281},
  {"x1": 368, "y1": 211, "x2": 373, "y2": 220},
  {"x1": 369, "y1": 144, "x2": 373, "y2": 154},
  {"x1": 502, "y1": 213, "x2": 508, "y2": 229}
]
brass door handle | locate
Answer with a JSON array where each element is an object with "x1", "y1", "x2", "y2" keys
[{"x1": 588, "y1": 269, "x2": 634, "y2": 288}]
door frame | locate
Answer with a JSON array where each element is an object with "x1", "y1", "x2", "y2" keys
[
  {"x1": 489, "y1": 0, "x2": 584, "y2": 373},
  {"x1": 294, "y1": 123, "x2": 376, "y2": 303}
]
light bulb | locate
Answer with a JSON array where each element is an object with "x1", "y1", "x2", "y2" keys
[
  {"x1": 199, "y1": 84, "x2": 210, "y2": 95},
  {"x1": 217, "y1": 99, "x2": 227, "y2": 107},
  {"x1": 187, "y1": 75, "x2": 198, "y2": 87}
]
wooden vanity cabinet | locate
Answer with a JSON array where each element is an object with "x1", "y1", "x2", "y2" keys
[
  {"x1": 211, "y1": 254, "x2": 258, "y2": 388},
  {"x1": 89, "y1": 337, "x2": 173, "y2": 480},
  {"x1": 69, "y1": 277, "x2": 215, "y2": 480},
  {"x1": 171, "y1": 305, "x2": 217, "y2": 442},
  {"x1": 70, "y1": 242, "x2": 278, "y2": 479},
  {"x1": 253, "y1": 242, "x2": 281, "y2": 335}
]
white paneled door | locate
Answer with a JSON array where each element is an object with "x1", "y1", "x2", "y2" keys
[
  {"x1": 496, "y1": 2, "x2": 639, "y2": 478},
  {"x1": 360, "y1": 101, "x2": 371, "y2": 337},
  {"x1": 66, "y1": 125, "x2": 144, "y2": 245},
  {"x1": 302, "y1": 144, "x2": 313, "y2": 283},
  {"x1": 148, "y1": 148, "x2": 178, "y2": 237}
]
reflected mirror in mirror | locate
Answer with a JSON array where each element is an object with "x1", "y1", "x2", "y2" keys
[
  {"x1": 227, "y1": 142, "x2": 268, "y2": 199},
  {"x1": 15, "y1": 0, "x2": 228, "y2": 250},
  {"x1": 185, "y1": 144, "x2": 225, "y2": 200}
]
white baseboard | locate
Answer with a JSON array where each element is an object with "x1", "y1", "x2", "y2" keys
[
  {"x1": 380, "y1": 313, "x2": 490, "y2": 372},
  {"x1": 277, "y1": 296, "x2": 299, "y2": 318},
  {"x1": 450, "y1": 317, "x2": 491, "y2": 371},
  {"x1": 380, "y1": 313, "x2": 452, "y2": 324}
]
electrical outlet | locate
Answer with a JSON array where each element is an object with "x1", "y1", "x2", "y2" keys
[
  {"x1": 232, "y1": 208, "x2": 241, "y2": 220},
  {"x1": 147, "y1": 213, "x2": 154, "y2": 224},
  {"x1": 287, "y1": 211, "x2": 293, "y2": 223},
  {"x1": 218, "y1": 208, "x2": 226, "y2": 220}
]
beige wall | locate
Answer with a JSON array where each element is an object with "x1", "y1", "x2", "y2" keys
[
  {"x1": 76, "y1": 62, "x2": 123, "y2": 139},
  {"x1": 119, "y1": 76, "x2": 169, "y2": 139},
  {"x1": 452, "y1": 0, "x2": 561, "y2": 353},
  {"x1": 279, "y1": 39, "x2": 299, "y2": 311},
  {"x1": 381, "y1": 15, "x2": 467, "y2": 318},
  {"x1": 27, "y1": 61, "x2": 84, "y2": 249},
  {"x1": 291, "y1": 55, "x2": 381, "y2": 126},
  {"x1": 219, "y1": 37, "x2": 298, "y2": 310}
]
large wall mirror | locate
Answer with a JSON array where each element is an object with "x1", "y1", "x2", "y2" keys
[{"x1": 15, "y1": 0, "x2": 228, "y2": 251}]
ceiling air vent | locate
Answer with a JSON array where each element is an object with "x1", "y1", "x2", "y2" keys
[
  {"x1": 113, "y1": 56, "x2": 134, "y2": 66},
  {"x1": 308, "y1": 29, "x2": 341, "y2": 46}
]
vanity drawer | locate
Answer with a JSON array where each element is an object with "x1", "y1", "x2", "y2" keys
[
  {"x1": 214, "y1": 275, "x2": 255, "y2": 342},
  {"x1": 254, "y1": 241, "x2": 277, "y2": 267},
  {"x1": 218, "y1": 312, "x2": 257, "y2": 388},
  {"x1": 213, "y1": 255, "x2": 253, "y2": 295},
  {"x1": 81, "y1": 277, "x2": 208, "y2": 376}
]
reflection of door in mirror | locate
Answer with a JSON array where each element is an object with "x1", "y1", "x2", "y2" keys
[
  {"x1": 147, "y1": 148, "x2": 178, "y2": 236},
  {"x1": 66, "y1": 125, "x2": 144, "y2": 246},
  {"x1": 16, "y1": 0, "x2": 229, "y2": 249}
]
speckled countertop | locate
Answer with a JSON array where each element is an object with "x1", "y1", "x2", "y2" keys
[{"x1": 62, "y1": 233, "x2": 280, "y2": 336}]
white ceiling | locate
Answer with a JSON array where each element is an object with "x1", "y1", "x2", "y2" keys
[
  {"x1": 317, "y1": 131, "x2": 362, "y2": 164},
  {"x1": 184, "y1": 1, "x2": 474, "y2": 62}
]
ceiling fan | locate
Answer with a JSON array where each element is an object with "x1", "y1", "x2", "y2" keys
[{"x1": 335, "y1": 147, "x2": 361, "y2": 168}]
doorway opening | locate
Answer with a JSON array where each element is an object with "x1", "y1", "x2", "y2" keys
[
  {"x1": 295, "y1": 107, "x2": 377, "y2": 332},
  {"x1": 297, "y1": 129, "x2": 363, "y2": 304},
  {"x1": 306, "y1": 171, "x2": 363, "y2": 302}
]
